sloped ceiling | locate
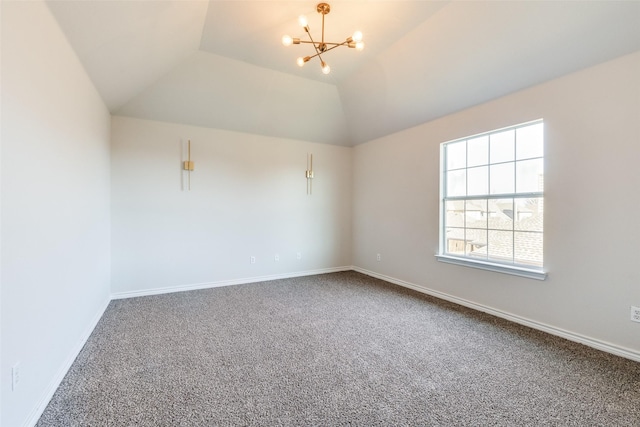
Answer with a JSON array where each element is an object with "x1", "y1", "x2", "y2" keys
[{"x1": 47, "y1": 1, "x2": 640, "y2": 146}]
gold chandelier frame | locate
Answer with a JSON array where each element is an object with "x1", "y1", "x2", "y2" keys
[{"x1": 282, "y1": 3, "x2": 364, "y2": 75}]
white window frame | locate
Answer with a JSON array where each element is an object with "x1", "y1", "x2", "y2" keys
[{"x1": 436, "y1": 120, "x2": 547, "y2": 280}]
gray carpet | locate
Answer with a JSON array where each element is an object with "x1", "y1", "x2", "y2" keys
[{"x1": 37, "y1": 271, "x2": 640, "y2": 426}]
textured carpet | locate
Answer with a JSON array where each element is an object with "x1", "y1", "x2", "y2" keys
[{"x1": 37, "y1": 271, "x2": 640, "y2": 426}]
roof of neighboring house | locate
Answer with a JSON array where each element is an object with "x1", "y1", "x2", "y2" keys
[{"x1": 445, "y1": 204, "x2": 543, "y2": 267}]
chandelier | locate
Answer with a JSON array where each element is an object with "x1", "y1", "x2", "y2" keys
[{"x1": 282, "y1": 2, "x2": 364, "y2": 75}]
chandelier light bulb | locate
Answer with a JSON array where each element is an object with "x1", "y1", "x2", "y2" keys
[
  {"x1": 352, "y1": 31, "x2": 363, "y2": 43},
  {"x1": 282, "y1": 35, "x2": 293, "y2": 47},
  {"x1": 321, "y1": 61, "x2": 331, "y2": 74},
  {"x1": 298, "y1": 15, "x2": 308, "y2": 27},
  {"x1": 297, "y1": 57, "x2": 305, "y2": 67},
  {"x1": 355, "y1": 41, "x2": 364, "y2": 51}
]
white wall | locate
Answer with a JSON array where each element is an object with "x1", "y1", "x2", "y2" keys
[
  {"x1": 1, "y1": 2, "x2": 111, "y2": 426},
  {"x1": 111, "y1": 116, "x2": 352, "y2": 296},
  {"x1": 353, "y1": 51, "x2": 640, "y2": 357}
]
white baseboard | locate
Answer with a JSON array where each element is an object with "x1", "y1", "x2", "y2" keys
[
  {"x1": 352, "y1": 266, "x2": 640, "y2": 363},
  {"x1": 110, "y1": 266, "x2": 353, "y2": 300},
  {"x1": 23, "y1": 296, "x2": 112, "y2": 427}
]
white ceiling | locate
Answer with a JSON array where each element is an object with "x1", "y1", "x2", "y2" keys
[{"x1": 47, "y1": 1, "x2": 640, "y2": 146}]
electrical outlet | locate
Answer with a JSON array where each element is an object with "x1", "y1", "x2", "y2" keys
[
  {"x1": 250, "y1": 256, "x2": 256, "y2": 264},
  {"x1": 12, "y1": 362, "x2": 21, "y2": 391},
  {"x1": 376, "y1": 253, "x2": 381, "y2": 261},
  {"x1": 297, "y1": 252, "x2": 301, "y2": 260},
  {"x1": 631, "y1": 306, "x2": 640, "y2": 323},
  {"x1": 274, "y1": 254, "x2": 279, "y2": 262}
]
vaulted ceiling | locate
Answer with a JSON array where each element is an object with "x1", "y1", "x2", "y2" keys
[{"x1": 47, "y1": 1, "x2": 640, "y2": 146}]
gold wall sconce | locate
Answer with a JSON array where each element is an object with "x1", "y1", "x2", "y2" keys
[
  {"x1": 306, "y1": 153, "x2": 314, "y2": 195},
  {"x1": 183, "y1": 139, "x2": 195, "y2": 191}
]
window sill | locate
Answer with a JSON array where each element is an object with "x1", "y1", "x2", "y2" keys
[{"x1": 435, "y1": 255, "x2": 547, "y2": 280}]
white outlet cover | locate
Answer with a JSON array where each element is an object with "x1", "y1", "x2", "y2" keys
[{"x1": 631, "y1": 306, "x2": 640, "y2": 323}]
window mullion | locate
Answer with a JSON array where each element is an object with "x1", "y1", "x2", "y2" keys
[
  {"x1": 512, "y1": 131, "x2": 516, "y2": 265},
  {"x1": 445, "y1": 192, "x2": 543, "y2": 202},
  {"x1": 512, "y1": 197, "x2": 516, "y2": 264}
]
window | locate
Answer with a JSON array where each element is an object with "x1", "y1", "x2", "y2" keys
[{"x1": 437, "y1": 120, "x2": 546, "y2": 280}]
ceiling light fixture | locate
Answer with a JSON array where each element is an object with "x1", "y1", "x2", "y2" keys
[{"x1": 282, "y1": 2, "x2": 364, "y2": 75}]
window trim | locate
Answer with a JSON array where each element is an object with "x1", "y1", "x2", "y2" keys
[
  {"x1": 435, "y1": 254, "x2": 547, "y2": 280},
  {"x1": 437, "y1": 119, "x2": 547, "y2": 280}
]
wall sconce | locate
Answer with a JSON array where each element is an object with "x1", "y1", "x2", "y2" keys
[
  {"x1": 306, "y1": 153, "x2": 314, "y2": 195},
  {"x1": 183, "y1": 139, "x2": 194, "y2": 191}
]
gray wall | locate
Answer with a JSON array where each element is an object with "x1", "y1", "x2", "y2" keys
[
  {"x1": 110, "y1": 116, "x2": 352, "y2": 296},
  {"x1": 352, "y1": 51, "x2": 640, "y2": 356},
  {"x1": 1, "y1": 2, "x2": 111, "y2": 425}
]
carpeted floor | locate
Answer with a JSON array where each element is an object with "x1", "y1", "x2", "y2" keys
[{"x1": 37, "y1": 271, "x2": 640, "y2": 426}]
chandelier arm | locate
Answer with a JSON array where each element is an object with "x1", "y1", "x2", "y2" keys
[
  {"x1": 315, "y1": 41, "x2": 349, "y2": 54},
  {"x1": 303, "y1": 40, "x2": 348, "y2": 63},
  {"x1": 297, "y1": 41, "x2": 346, "y2": 47},
  {"x1": 303, "y1": 51, "x2": 323, "y2": 61},
  {"x1": 322, "y1": 42, "x2": 347, "y2": 53},
  {"x1": 304, "y1": 26, "x2": 328, "y2": 64},
  {"x1": 304, "y1": 27, "x2": 336, "y2": 69},
  {"x1": 300, "y1": 39, "x2": 349, "y2": 63}
]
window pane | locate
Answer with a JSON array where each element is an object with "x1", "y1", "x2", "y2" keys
[
  {"x1": 488, "y1": 230, "x2": 513, "y2": 263},
  {"x1": 445, "y1": 200, "x2": 465, "y2": 228},
  {"x1": 516, "y1": 158, "x2": 544, "y2": 193},
  {"x1": 490, "y1": 129, "x2": 515, "y2": 163},
  {"x1": 447, "y1": 169, "x2": 466, "y2": 197},
  {"x1": 514, "y1": 198, "x2": 543, "y2": 232},
  {"x1": 446, "y1": 141, "x2": 466, "y2": 170},
  {"x1": 488, "y1": 198, "x2": 513, "y2": 230},
  {"x1": 490, "y1": 162, "x2": 514, "y2": 195},
  {"x1": 516, "y1": 123, "x2": 544, "y2": 160},
  {"x1": 466, "y1": 228, "x2": 487, "y2": 258},
  {"x1": 445, "y1": 227, "x2": 466, "y2": 255},
  {"x1": 465, "y1": 199, "x2": 487, "y2": 229},
  {"x1": 467, "y1": 136, "x2": 488, "y2": 167},
  {"x1": 467, "y1": 166, "x2": 488, "y2": 196},
  {"x1": 514, "y1": 232, "x2": 543, "y2": 267}
]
